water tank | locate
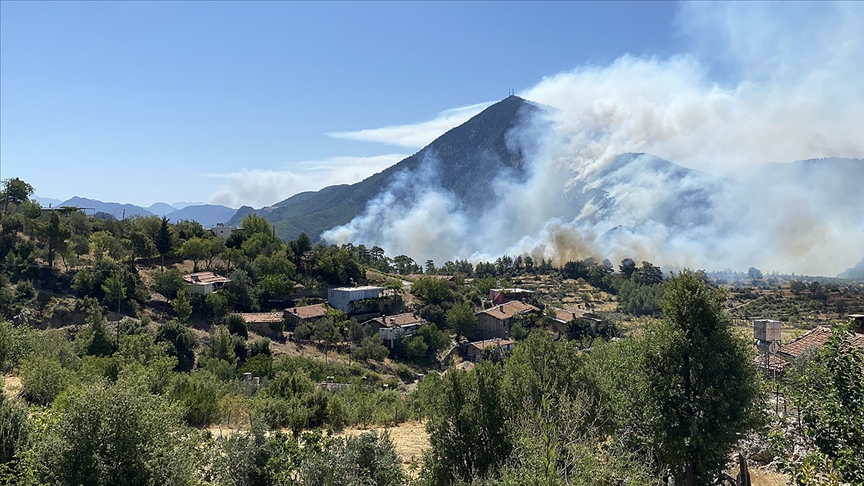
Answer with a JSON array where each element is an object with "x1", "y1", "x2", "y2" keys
[{"x1": 754, "y1": 319, "x2": 781, "y2": 342}]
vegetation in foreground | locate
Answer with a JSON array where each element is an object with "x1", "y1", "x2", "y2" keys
[{"x1": 1, "y1": 177, "x2": 862, "y2": 485}]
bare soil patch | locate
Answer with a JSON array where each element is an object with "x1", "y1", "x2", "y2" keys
[{"x1": 338, "y1": 420, "x2": 430, "y2": 469}]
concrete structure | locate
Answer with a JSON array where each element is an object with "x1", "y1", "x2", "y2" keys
[
  {"x1": 363, "y1": 313, "x2": 427, "y2": 348},
  {"x1": 475, "y1": 301, "x2": 539, "y2": 340},
  {"x1": 754, "y1": 319, "x2": 782, "y2": 342},
  {"x1": 239, "y1": 312, "x2": 285, "y2": 338},
  {"x1": 489, "y1": 288, "x2": 535, "y2": 305},
  {"x1": 183, "y1": 272, "x2": 230, "y2": 295},
  {"x1": 284, "y1": 303, "x2": 329, "y2": 331},
  {"x1": 327, "y1": 286, "x2": 385, "y2": 313},
  {"x1": 467, "y1": 338, "x2": 514, "y2": 362},
  {"x1": 209, "y1": 223, "x2": 238, "y2": 239},
  {"x1": 548, "y1": 307, "x2": 602, "y2": 335}
]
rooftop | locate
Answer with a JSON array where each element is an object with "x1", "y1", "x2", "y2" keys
[
  {"x1": 183, "y1": 272, "x2": 230, "y2": 285},
  {"x1": 240, "y1": 312, "x2": 283, "y2": 323},
  {"x1": 479, "y1": 301, "x2": 539, "y2": 320},
  {"x1": 551, "y1": 307, "x2": 598, "y2": 323},
  {"x1": 285, "y1": 303, "x2": 329, "y2": 320},
  {"x1": 367, "y1": 312, "x2": 426, "y2": 328},
  {"x1": 330, "y1": 285, "x2": 386, "y2": 292},
  {"x1": 468, "y1": 338, "x2": 515, "y2": 350}
]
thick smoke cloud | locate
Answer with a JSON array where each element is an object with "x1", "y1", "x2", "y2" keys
[{"x1": 324, "y1": 2, "x2": 864, "y2": 276}]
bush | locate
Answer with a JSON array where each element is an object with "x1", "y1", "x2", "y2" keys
[
  {"x1": 20, "y1": 356, "x2": 72, "y2": 405},
  {"x1": 225, "y1": 313, "x2": 249, "y2": 339}
]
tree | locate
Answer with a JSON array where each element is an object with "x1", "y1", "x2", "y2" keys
[
  {"x1": 619, "y1": 258, "x2": 637, "y2": 279},
  {"x1": 36, "y1": 380, "x2": 198, "y2": 486},
  {"x1": 172, "y1": 289, "x2": 193, "y2": 323},
  {"x1": 101, "y1": 272, "x2": 126, "y2": 312},
  {"x1": 225, "y1": 313, "x2": 249, "y2": 339},
  {"x1": 787, "y1": 322, "x2": 863, "y2": 483},
  {"x1": 1, "y1": 178, "x2": 34, "y2": 216},
  {"x1": 446, "y1": 301, "x2": 477, "y2": 339},
  {"x1": 425, "y1": 361, "x2": 510, "y2": 484},
  {"x1": 178, "y1": 236, "x2": 207, "y2": 271},
  {"x1": 642, "y1": 270, "x2": 762, "y2": 486},
  {"x1": 42, "y1": 211, "x2": 70, "y2": 269},
  {"x1": 154, "y1": 217, "x2": 174, "y2": 271},
  {"x1": 155, "y1": 320, "x2": 196, "y2": 372}
]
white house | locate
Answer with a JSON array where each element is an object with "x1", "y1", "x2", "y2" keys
[
  {"x1": 327, "y1": 285, "x2": 385, "y2": 313},
  {"x1": 209, "y1": 223, "x2": 238, "y2": 239},
  {"x1": 183, "y1": 272, "x2": 230, "y2": 295}
]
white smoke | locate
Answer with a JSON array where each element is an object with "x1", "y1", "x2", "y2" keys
[
  {"x1": 208, "y1": 154, "x2": 406, "y2": 208},
  {"x1": 324, "y1": 2, "x2": 864, "y2": 276}
]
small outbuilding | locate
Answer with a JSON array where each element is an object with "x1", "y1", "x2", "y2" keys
[{"x1": 183, "y1": 272, "x2": 230, "y2": 295}]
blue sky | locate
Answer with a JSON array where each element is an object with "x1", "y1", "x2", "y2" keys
[{"x1": 1, "y1": 2, "x2": 861, "y2": 209}]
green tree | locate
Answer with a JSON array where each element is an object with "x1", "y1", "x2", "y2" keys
[
  {"x1": 642, "y1": 270, "x2": 762, "y2": 486},
  {"x1": 42, "y1": 211, "x2": 70, "y2": 269},
  {"x1": 152, "y1": 268, "x2": 186, "y2": 300},
  {"x1": 225, "y1": 313, "x2": 249, "y2": 339},
  {"x1": 787, "y1": 322, "x2": 863, "y2": 483},
  {"x1": 172, "y1": 289, "x2": 193, "y2": 323},
  {"x1": 425, "y1": 361, "x2": 510, "y2": 485},
  {"x1": 178, "y1": 236, "x2": 207, "y2": 271},
  {"x1": 101, "y1": 272, "x2": 126, "y2": 312},
  {"x1": 37, "y1": 379, "x2": 199, "y2": 486},
  {"x1": 154, "y1": 216, "x2": 174, "y2": 270},
  {"x1": 1, "y1": 178, "x2": 34, "y2": 216},
  {"x1": 155, "y1": 320, "x2": 196, "y2": 372},
  {"x1": 446, "y1": 301, "x2": 477, "y2": 339}
]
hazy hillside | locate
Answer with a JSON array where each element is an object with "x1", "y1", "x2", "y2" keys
[{"x1": 60, "y1": 196, "x2": 153, "y2": 219}]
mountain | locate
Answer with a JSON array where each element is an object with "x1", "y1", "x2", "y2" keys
[
  {"x1": 147, "y1": 202, "x2": 178, "y2": 216},
  {"x1": 31, "y1": 195, "x2": 64, "y2": 207},
  {"x1": 229, "y1": 95, "x2": 540, "y2": 240},
  {"x1": 60, "y1": 197, "x2": 153, "y2": 219},
  {"x1": 838, "y1": 257, "x2": 864, "y2": 280},
  {"x1": 165, "y1": 204, "x2": 237, "y2": 227}
]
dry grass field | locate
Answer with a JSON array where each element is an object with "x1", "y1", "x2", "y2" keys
[{"x1": 338, "y1": 420, "x2": 430, "y2": 469}]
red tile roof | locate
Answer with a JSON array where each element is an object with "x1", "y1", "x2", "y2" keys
[
  {"x1": 479, "y1": 301, "x2": 539, "y2": 320},
  {"x1": 757, "y1": 326, "x2": 864, "y2": 372},
  {"x1": 285, "y1": 304, "x2": 328, "y2": 320}
]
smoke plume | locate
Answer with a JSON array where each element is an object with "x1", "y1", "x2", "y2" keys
[{"x1": 324, "y1": 2, "x2": 864, "y2": 276}]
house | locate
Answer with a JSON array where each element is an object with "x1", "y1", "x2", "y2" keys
[
  {"x1": 548, "y1": 307, "x2": 601, "y2": 335},
  {"x1": 467, "y1": 338, "x2": 515, "y2": 362},
  {"x1": 209, "y1": 223, "x2": 238, "y2": 239},
  {"x1": 283, "y1": 303, "x2": 329, "y2": 331},
  {"x1": 489, "y1": 288, "x2": 535, "y2": 305},
  {"x1": 364, "y1": 313, "x2": 427, "y2": 348},
  {"x1": 327, "y1": 286, "x2": 385, "y2": 313},
  {"x1": 183, "y1": 272, "x2": 230, "y2": 295},
  {"x1": 475, "y1": 301, "x2": 539, "y2": 340},
  {"x1": 239, "y1": 312, "x2": 284, "y2": 338},
  {"x1": 755, "y1": 324, "x2": 864, "y2": 374}
]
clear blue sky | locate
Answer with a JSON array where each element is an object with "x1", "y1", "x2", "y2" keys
[
  {"x1": 1, "y1": 1, "x2": 684, "y2": 207},
  {"x1": 6, "y1": 2, "x2": 859, "y2": 210}
]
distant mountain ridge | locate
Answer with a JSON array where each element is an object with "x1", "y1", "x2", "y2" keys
[{"x1": 36, "y1": 197, "x2": 238, "y2": 227}]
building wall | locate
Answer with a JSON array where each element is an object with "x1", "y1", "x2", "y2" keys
[
  {"x1": 476, "y1": 314, "x2": 512, "y2": 340},
  {"x1": 187, "y1": 282, "x2": 213, "y2": 295},
  {"x1": 327, "y1": 288, "x2": 382, "y2": 313}
]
